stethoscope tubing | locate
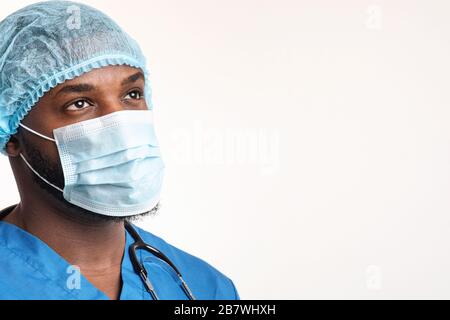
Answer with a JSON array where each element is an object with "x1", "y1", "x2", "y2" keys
[{"x1": 124, "y1": 221, "x2": 196, "y2": 300}]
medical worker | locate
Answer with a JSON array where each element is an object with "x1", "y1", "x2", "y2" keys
[{"x1": 0, "y1": 0, "x2": 239, "y2": 300}]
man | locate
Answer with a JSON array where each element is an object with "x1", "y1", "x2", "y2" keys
[{"x1": 0, "y1": 1, "x2": 239, "y2": 300}]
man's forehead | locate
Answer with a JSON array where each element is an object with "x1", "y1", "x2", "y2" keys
[{"x1": 49, "y1": 65, "x2": 144, "y2": 93}]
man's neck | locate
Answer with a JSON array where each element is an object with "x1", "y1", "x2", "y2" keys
[{"x1": 4, "y1": 198, "x2": 126, "y2": 300}]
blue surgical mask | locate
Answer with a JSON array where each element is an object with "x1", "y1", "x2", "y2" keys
[{"x1": 19, "y1": 110, "x2": 164, "y2": 217}]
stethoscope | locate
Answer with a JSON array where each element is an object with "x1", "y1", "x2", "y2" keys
[{"x1": 124, "y1": 221, "x2": 196, "y2": 300}]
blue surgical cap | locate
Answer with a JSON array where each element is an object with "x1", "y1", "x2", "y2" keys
[{"x1": 0, "y1": 0, "x2": 153, "y2": 154}]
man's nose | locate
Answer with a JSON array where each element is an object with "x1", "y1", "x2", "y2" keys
[{"x1": 98, "y1": 99, "x2": 130, "y2": 117}]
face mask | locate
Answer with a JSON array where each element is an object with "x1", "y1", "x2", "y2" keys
[{"x1": 18, "y1": 110, "x2": 164, "y2": 217}]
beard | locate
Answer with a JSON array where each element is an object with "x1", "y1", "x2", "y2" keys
[{"x1": 21, "y1": 136, "x2": 159, "y2": 224}]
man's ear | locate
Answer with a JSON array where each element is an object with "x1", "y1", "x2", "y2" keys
[{"x1": 5, "y1": 135, "x2": 21, "y2": 157}]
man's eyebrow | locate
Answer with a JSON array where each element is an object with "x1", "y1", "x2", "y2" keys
[
  {"x1": 55, "y1": 83, "x2": 95, "y2": 97},
  {"x1": 121, "y1": 71, "x2": 144, "y2": 86},
  {"x1": 53, "y1": 71, "x2": 144, "y2": 97}
]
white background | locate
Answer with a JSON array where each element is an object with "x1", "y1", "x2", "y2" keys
[{"x1": 2, "y1": 0, "x2": 450, "y2": 299}]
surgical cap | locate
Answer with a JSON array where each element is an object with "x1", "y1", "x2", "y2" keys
[{"x1": 0, "y1": 0, "x2": 153, "y2": 154}]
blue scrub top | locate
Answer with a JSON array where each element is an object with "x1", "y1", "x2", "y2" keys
[{"x1": 0, "y1": 205, "x2": 240, "y2": 300}]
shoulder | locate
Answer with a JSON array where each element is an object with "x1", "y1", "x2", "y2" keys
[{"x1": 133, "y1": 224, "x2": 240, "y2": 300}]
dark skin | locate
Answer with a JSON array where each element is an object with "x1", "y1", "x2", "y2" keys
[{"x1": 3, "y1": 65, "x2": 149, "y2": 300}]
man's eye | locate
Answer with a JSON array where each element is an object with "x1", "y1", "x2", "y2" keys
[
  {"x1": 66, "y1": 100, "x2": 92, "y2": 111},
  {"x1": 124, "y1": 90, "x2": 143, "y2": 100}
]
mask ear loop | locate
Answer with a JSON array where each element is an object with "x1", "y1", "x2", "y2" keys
[
  {"x1": 19, "y1": 153, "x2": 64, "y2": 192},
  {"x1": 18, "y1": 122, "x2": 62, "y2": 192},
  {"x1": 19, "y1": 123, "x2": 56, "y2": 142}
]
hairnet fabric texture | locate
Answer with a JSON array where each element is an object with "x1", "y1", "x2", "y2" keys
[{"x1": 0, "y1": 0, "x2": 153, "y2": 154}]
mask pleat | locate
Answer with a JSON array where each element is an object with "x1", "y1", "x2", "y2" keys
[
  {"x1": 74, "y1": 157, "x2": 164, "y2": 185},
  {"x1": 74, "y1": 144, "x2": 161, "y2": 174}
]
